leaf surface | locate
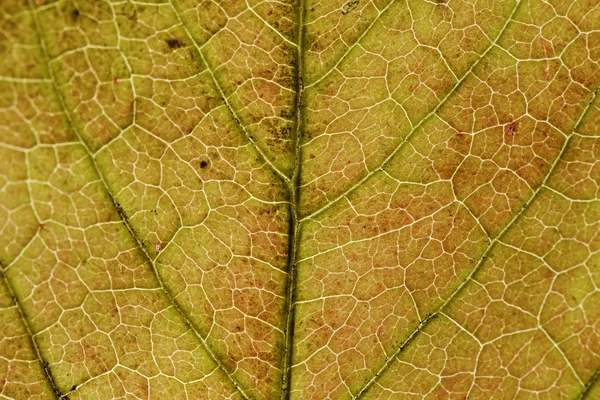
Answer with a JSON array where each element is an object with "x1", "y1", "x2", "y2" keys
[{"x1": 1, "y1": 0, "x2": 600, "y2": 399}]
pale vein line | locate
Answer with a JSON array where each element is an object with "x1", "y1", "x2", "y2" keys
[
  {"x1": 353, "y1": 75, "x2": 600, "y2": 400},
  {"x1": 244, "y1": 0, "x2": 297, "y2": 48},
  {"x1": 301, "y1": 0, "x2": 523, "y2": 223},
  {"x1": 26, "y1": 2, "x2": 250, "y2": 398},
  {"x1": 305, "y1": 0, "x2": 398, "y2": 88},
  {"x1": 168, "y1": 1, "x2": 291, "y2": 185}
]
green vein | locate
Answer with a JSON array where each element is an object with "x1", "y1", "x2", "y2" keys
[
  {"x1": 301, "y1": 0, "x2": 522, "y2": 222},
  {"x1": 280, "y1": 0, "x2": 306, "y2": 398},
  {"x1": 26, "y1": 2, "x2": 250, "y2": 398},
  {"x1": 580, "y1": 365, "x2": 600, "y2": 399},
  {"x1": 0, "y1": 267, "x2": 61, "y2": 399},
  {"x1": 353, "y1": 79, "x2": 600, "y2": 400},
  {"x1": 168, "y1": 1, "x2": 291, "y2": 185},
  {"x1": 305, "y1": 0, "x2": 397, "y2": 88}
]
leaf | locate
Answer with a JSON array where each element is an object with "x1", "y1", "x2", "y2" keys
[{"x1": 1, "y1": 0, "x2": 600, "y2": 399}]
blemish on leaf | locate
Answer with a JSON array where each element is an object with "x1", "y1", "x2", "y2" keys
[
  {"x1": 505, "y1": 121, "x2": 516, "y2": 136},
  {"x1": 166, "y1": 38, "x2": 184, "y2": 49},
  {"x1": 200, "y1": 160, "x2": 209, "y2": 169},
  {"x1": 119, "y1": 3, "x2": 137, "y2": 20},
  {"x1": 114, "y1": 202, "x2": 129, "y2": 223},
  {"x1": 342, "y1": 1, "x2": 359, "y2": 14},
  {"x1": 155, "y1": 242, "x2": 162, "y2": 252}
]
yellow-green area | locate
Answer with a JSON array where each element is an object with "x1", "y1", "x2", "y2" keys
[{"x1": 1, "y1": 0, "x2": 599, "y2": 399}]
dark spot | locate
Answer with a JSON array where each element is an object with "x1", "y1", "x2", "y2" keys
[
  {"x1": 120, "y1": 3, "x2": 137, "y2": 20},
  {"x1": 166, "y1": 38, "x2": 184, "y2": 49},
  {"x1": 114, "y1": 202, "x2": 129, "y2": 223},
  {"x1": 505, "y1": 121, "x2": 516, "y2": 136},
  {"x1": 200, "y1": 160, "x2": 209, "y2": 169},
  {"x1": 71, "y1": 8, "x2": 80, "y2": 20},
  {"x1": 342, "y1": 1, "x2": 359, "y2": 14},
  {"x1": 71, "y1": 385, "x2": 77, "y2": 391}
]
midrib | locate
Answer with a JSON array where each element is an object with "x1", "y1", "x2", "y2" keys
[{"x1": 280, "y1": 0, "x2": 306, "y2": 397}]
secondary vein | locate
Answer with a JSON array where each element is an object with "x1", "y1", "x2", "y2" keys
[
  {"x1": 27, "y1": 2, "x2": 250, "y2": 398},
  {"x1": 0, "y1": 268, "x2": 61, "y2": 399},
  {"x1": 301, "y1": 0, "x2": 523, "y2": 223},
  {"x1": 353, "y1": 77, "x2": 600, "y2": 400},
  {"x1": 169, "y1": 1, "x2": 291, "y2": 185}
]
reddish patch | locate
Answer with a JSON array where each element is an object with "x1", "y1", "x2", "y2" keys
[
  {"x1": 155, "y1": 242, "x2": 162, "y2": 252},
  {"x1": 456, "y1": 130, "x2": 464, "y2": 137},
  {"x1": 309, "y1": 154, "x2": 315, "y2": 159},
  {"x1": 39, "y1": 223, "x2": 46, "y2": 230},
  {"x1": 505, "y1": 122, "x2": 516, "y2": 136},
  {"x1": 113, "y1": 77, "x2": 117, "y2": 84}
]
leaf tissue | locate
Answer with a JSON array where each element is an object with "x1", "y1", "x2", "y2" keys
[{"x1": 1, "y1": 0, "x2": 600, "y2": 399}]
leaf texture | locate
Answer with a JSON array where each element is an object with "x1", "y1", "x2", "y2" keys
[{"x1": 1, "y1": 0, "x2": 600, "y2": 399}]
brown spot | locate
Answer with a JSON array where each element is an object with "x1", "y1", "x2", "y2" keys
[
  {"x1": 505, "y1": 122, "x2": 516, "y2": 136},
  {"x1": 309, "y1": 154, "x2": 315, "y2": 159},
  {"x1": 166, "y1": 38, "x2": 184, "y2": 49},
  {"x1": 342, "y1": 1, "x2": 359, "y2": 14},
  {"x1": 200, "y1": 160, "x2": 208, "y2": 169}
]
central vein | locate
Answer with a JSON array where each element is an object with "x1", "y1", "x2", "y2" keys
[{"x1": 280, "y1": 0, "x2": 306, "y2": 397}]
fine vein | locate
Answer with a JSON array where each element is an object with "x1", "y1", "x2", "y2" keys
[
  {"x1": 302, "y1": 0, "x2": 523, "y2": 223},
  {"x1": 169, "y1": 1, "x2": 291, "y2": 185},
  {"x1": 27, "y1": 2, "x2": 250, "y2": 398},
  {"x1": 0, "y1": 268, "x2": 61, "y2": 398},
  {"x1": 353, "y1": 79, "x2": 600, "y2": 400}
]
